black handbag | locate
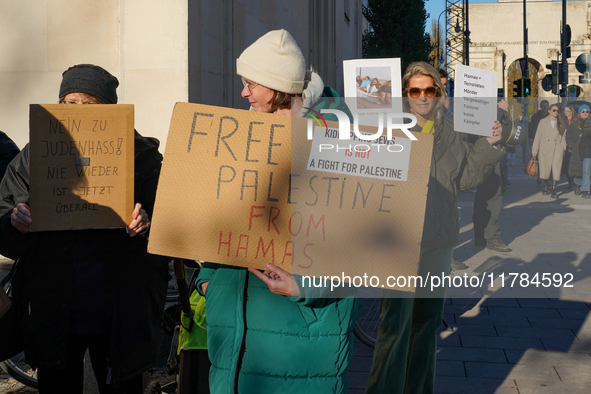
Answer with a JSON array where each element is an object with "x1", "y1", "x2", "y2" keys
[{"x1": 0, "y1": 261, "x2": 24, "y2": 362}]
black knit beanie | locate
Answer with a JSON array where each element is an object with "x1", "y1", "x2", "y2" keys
[{"x1": 59, "y1": 64, "x2": 119, "y2": 104}]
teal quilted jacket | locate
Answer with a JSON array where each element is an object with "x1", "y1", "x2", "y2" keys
[{"x1": 197, "y1": 264, "x2": 358, "y2": 394}]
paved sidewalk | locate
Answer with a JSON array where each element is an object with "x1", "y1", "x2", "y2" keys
[{"x1": 347, "y1": 156, "x2": 591, "y2": 393}]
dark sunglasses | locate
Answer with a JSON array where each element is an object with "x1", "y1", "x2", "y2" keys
[
  {"x1": 550, "y1": 108, "x2": 559, "y2": 113},
  {"x1": 406, "y1": 86, "x2": 438, "y2": 98},
  {"x1": 581, "y1": 110, "x2": 590, "y2": 114}
]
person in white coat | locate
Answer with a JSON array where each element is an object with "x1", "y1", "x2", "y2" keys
[{"x1": 532, "y1": 103, "x2": 567, "y2": 199}]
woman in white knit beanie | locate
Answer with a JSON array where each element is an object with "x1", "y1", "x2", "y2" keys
[
  {"x1": 236, "y1": 29, "x2": 348, "y2": 121},
  {"x1": 197, "y1": 29, "x2": 357, "y2": 394}
]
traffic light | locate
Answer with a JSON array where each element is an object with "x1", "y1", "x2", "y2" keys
[
  {"x1": 523, "y1": 78, "x2": 531, "y2": 97},
  {"x1": 545, "y1": 61, "x2": 559, "y2": 95},
  {"x1": 513, "y1": 78, "x2": 523, "y2": 97}
]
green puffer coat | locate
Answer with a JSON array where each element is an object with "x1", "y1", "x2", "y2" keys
[
  {"x1": 197, "y1": 265, "x2": 358, "y2": 394},
  {"x1": 416, "y1": 116, "x2": 506, "y2": 251}
]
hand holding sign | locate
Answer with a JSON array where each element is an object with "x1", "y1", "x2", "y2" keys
[
  {"x1": 11, "y1": 203, "x2": 32, "y2": 233},
  {"x1": 485, "y1": 121, "x2": 503, "y2": 145},
  {"x1": 248, "y1": 263, "x2": 300, "y2": 297},
  {"x1": 126, "y1": 203, "x2": 150, "y2": 237}
]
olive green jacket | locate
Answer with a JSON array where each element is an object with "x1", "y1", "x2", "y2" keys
[{"x1": 416, "y1": 117, "x2": 505, "y2": 250}]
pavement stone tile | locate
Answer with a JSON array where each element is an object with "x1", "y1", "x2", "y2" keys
[
  {"x1": 444, "y1": 304, "x2": 487, "y2": 315},
  {"x1": 540, "y1": 337, "x2": 591, "y2": 353},
  {"x1": 436, "y1": 360, "x2": 465, "y2": 377},
  {"x1": 465, "y1": 362, "x2": 559, "y2": 381},
  {"x1": 449, "y1": 298, "x2": 483, "y2": 307},
  {"x1": 486, "y1": 306, "x2": 562, "y2": 318},
  {"x1": 480, "y1": 298, "x2": 521, "y2": 307},
  {"x1": 460, "y1": 335, "x2": 544, "y2": 350},
  {"x1": 558, "y1": 308, "x2": 591, "y2": 320},
  {"x1": 347, "y1": 371, "x2": 369, "y2": 390},
  {"x1": 490, "y1": 289, "x2": 551, "y2": 298},
  {"x1": 464, "y1": 361, "x2": 514, "y2": 379},
  {"x1": 443, "y1": 313, "x2": 456, "y2": 324},
  {"x1": 528, "y1": 316, "x2": 586, "y2": 330},
  {"x1": 517, "y1": 299, "x2": 590, "y2": 310},
  {"x1": 441, "y1": 323, "x2": 498, "y2": 337},
  {"x1": 540, "y1": 338, "x2": 586, "y2": 353},
  {"x1": 446, "y1": 287, "x2": 484, "y2": 299},
  {"x1": 555, "y1": 364, "x2": 591, "y2": 382},
  {"x1": 437, "y1": 332, "x2": 461, "y2": 347},
  {"x1": 455, "y1": 314, "x2": 530, "y2": 327},
  {"x1": 495, "y1": 325, "x2": 575, "y2": 339},
  {"x1": 436, "y1": 347, "x2": 507, "y2": 363},
  {"x1": 347, "y1": 355, "x2": 373, "y2": 372},
  {"x1": 513, "y1": 380, "x2": 591, "y2": 394},
  {"x1": 434, "y1": 376, "x2": 518, "y2": 394},
  {"x1": 570, "y1": 338, "x2": 591, "y2": 353},
  {"x1": 505, "y1": 349, "x2": 591, "y2": 365}
]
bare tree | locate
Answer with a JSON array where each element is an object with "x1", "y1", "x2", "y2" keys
[{"x1": 429, "y1": 19, "x2": 444, "y2": 68}]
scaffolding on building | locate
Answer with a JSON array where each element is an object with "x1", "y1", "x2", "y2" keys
[{"x1": 446, "y1": 0, "x2": 465, "y2": 80}]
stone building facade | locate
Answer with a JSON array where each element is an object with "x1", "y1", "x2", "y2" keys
[
  {"x1": 449, "y1": 0, "x2": 591, "y2": 99},
  {"x1": 0, "y1": 0, "x2": 365, "y2": 149}
]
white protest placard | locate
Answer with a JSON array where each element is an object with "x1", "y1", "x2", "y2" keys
[
  {"x1": 343, "y1": 58, "x2": 403, "y2": 127},
  {"x1": 453, "y1": 64, "x2": 498, "y2": 136},
  {"x1": 306, "y1": 126, "x2": 412, "y2": 181}
]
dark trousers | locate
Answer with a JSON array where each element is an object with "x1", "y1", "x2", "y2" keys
[
  {"x1": 37, "y1": 334, "x2": 143, "y2": 394},
  {"x1": 473, "y1": 162, "x2": 503, "y2": 242},
  {"x1": 366, "y1": 247, "x2": 452, "y2": 394}
]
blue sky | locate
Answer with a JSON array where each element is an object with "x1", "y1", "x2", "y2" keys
[
  {"x1": 425, "y1": 0, "x2": 492, "y2": 33},
  {"x1": 426, "y1": 0, "x2": 577, "y2": 33}
]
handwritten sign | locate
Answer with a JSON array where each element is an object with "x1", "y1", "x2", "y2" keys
[
  {"x1": 453, "y1": 64, "x2": 498, "y2": 136},
  {"x1": 29, "y1": 104, "x2": 134, "y2": 231},
  {"x1": 148, "y1": 103, "x2": 433, "y2": 291}
]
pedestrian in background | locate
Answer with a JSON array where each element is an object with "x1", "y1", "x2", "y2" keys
[
  {"x1": 196, "y1": 29, "x2": 358, "y2": 394},
  {"x1": 529, "y1": 99, "x2": 550, "y2": 182},
  {"x1": 566, "y1": 105, "x2": 589, "y2": 196},
  {"x1": 366, "y1": 61, "x2": 504, "y2": 394},
  {"x1": 472, "y1": 100, "x2": 512, "y2": 253},
  {"x1": 563, "y1": 103, "x2": 577, "y2": 189},
  {"x1": 0, "y1": 131, "x2": 19, "y2": 181},
  {"x1": 532, "y1": 103, "x2": 567, "y2": 199},
  {"x1": 0, "y1": 64, "x2": 169, "y2": 393},
  {"x1": 579, "y1": 115, "x2": 591, "y2": 199}
]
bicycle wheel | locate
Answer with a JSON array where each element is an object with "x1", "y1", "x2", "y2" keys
[
  {"x1": 0, "y1": 357, "x2": 38, "y2": 389},
  {"x1": 353, "y1": 286, "x2": 382, "y2": 348}
]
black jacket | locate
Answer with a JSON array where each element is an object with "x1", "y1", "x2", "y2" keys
[
  {"x1": 0, "y1": 132, "x2": 169, "y2": 385},
  {"x1": 566, "y1": 121, "x2": 585, "y2": 178},
  {"x1": 580, "y1": 129, "x2": 591, "y2": 160},
  {"x1": 0, "y1": 131, "x2": 19, "y2": 181}
]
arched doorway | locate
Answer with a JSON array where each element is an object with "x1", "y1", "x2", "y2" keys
[{"x1": 507, "y1": 58, "x2": 544, "y2": 119}]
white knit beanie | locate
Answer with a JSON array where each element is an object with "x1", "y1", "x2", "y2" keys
[{"x1": 237, "y1": 29, "x2": 306, "y2": 94}]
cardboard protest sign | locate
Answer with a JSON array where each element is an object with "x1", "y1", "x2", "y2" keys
[
  {"x1": 149, "y1": 102, "x2": 433, "y2": 292},
  {"x1": 29, "y1": 104, "x2": 134, "y2": 232},
  {"x1": 453, "y1": 64, "x2": 498, "y2": 136}
]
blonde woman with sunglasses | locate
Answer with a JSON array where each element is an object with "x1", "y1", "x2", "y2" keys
[
  {"x1": 532, "y1": 103, "x2": 567, "y2": 198},
  {"x1": 366, "y1": 61, "x2": 505, "y2": 394}
]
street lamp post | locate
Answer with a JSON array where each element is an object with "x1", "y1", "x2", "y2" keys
[
  {"x1": 464, "y1": 0, "x2": 470, "y2": 65},
  {"x1": 436, "y1": 8, "x2": 448, "y2": 69}
]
